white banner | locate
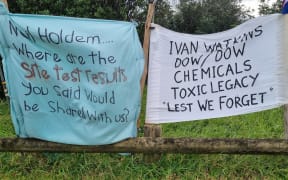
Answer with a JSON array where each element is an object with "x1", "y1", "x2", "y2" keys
[{"x1": 146, "y1": 14, "x2": 288, "y2": 124}]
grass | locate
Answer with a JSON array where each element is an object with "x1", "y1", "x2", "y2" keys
[{"x1": 1, "y1": 98, "x2": 288, "y2": 179}]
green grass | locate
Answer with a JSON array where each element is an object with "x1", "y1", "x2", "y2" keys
[
  {"x1": 1, "y1": 99, "x2": 288, "y2": 179},
  {"x1": 162, "y1": 108, "x2": 284, "y2": 139}
]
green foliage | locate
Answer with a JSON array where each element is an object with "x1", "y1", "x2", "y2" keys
[
  {"x1": 154, "y1": 0, "x2": 174, "y2": 28},
  {"x1": 0, "y1": 100, "x2": 14, "y2": 137},
  {"x1": 9, "y1": 0, "x2": 128, "y2": 20},
  {"x1": 171, "y1": 0, "x2": 202, "y2": 33},
  {"x1": 171, "y1": 0, "x2": 249, "y2": 34},
  {"x1": 259, "y1": 0, "x2": 282, "y2": 15}
]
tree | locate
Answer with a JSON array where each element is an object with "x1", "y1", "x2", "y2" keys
[
  {"x1": 171, "y1": 0, "x2": 202, "y2": 33},
  {"x1": 259, "y1": 0, "x2": 282, "y2": 15},
  {"x1": 171, "y1": 0, "x2": 250, "y2": 34},
  {"x1": 130, "y1": 0, "x2": 174, "y2": 42},
  {"x1": 154, "y1": 0, "x2": 174, "y2": 28},
  {"x1": 9, "y1": 0, "x2": 132, "y2": 20}
]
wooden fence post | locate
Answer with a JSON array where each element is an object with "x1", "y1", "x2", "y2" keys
[
  {"x1": 141, "y1": 2, "x2": 155, "y2": 94},
  {"x1": 143, "y1": 124, "x2": 162, "y2": 162},
  {"x1": 140, "y1": 1, "x2": 162, "y2": 162},
  {"x1": 137, "y1": 1, "x2": 156, "y2": 129}
]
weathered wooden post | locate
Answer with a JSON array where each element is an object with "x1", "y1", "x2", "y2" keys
[
  {"x1": 141, "y1": 0, "x2": 163, "y2": 162},
  {"x1": 141, "y1": 1, "x2": 155, "y2": 95},
  {"x1": 137, "y1": 0, "x2": 157, "y2": 129}
]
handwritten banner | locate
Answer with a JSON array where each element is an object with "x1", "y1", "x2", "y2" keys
[
  {"x1": 0, "y1": 3, "x2": 144, "y2": 145},
  {"x1": 146, "y1": 14, "x2": 288, "y2": 124}
]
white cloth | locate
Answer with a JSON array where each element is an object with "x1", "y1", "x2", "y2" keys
[{"x1": 146, "y1": 14, "x2": 288, "y2": 124}]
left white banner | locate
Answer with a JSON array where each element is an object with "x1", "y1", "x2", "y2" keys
[{"x1": 146, "y1": 14, "x2": 288, "y2": 124}]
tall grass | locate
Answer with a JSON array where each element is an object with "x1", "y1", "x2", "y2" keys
[{"x1": 1, "y1": 99, "x2": 288, "y2": 179}]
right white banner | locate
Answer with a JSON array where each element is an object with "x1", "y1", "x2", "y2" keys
[{"x1": 146, "y1": 14, "x2": 288, "y2": 124}]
